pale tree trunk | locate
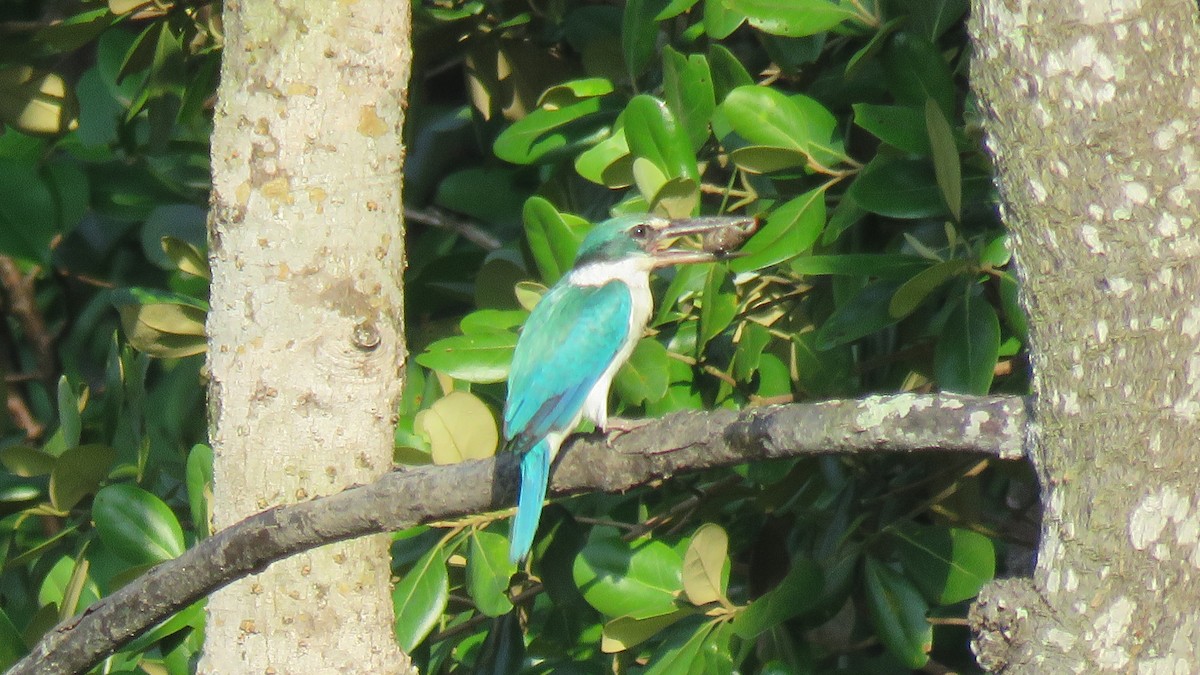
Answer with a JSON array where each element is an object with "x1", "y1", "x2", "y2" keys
[
  {"x1": 969, "y1": 1, "x2": 1200, "y2": 671},
  {"x1": 199, "y1": 1, "x2": 413, "y2": 673}
]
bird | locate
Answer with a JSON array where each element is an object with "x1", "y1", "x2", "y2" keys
[{"x1": 504, "y1": 213, "x2": 757, "y2": 563}]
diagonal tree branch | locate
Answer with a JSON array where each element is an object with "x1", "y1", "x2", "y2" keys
[{"x1": 9, "y1": 393, "x2": 1029, "y2": 675}]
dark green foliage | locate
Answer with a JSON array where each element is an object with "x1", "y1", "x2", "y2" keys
[
  {"x1": 0, "y1": 0, "x2": 1035, "y2": 672},
  {"x1": 0, "y1": 1, "x2": 216, "y2": 671},
  {"x1": 402, "y1": 0, "x2": 1032, "y2": 672}
]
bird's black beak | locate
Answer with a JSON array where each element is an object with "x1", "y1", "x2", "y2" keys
[{"x1": 649, "y1": 215, "x2": 759, "y2": 267}]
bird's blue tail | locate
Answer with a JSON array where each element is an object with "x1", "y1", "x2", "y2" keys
[{"x1": 510, "y1": 439, "x2": 551, "y2": 563}]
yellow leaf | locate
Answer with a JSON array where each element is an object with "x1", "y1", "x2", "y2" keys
[
  {"x1": 417, "y1": 391, "x2": 499, "y2": 465},
  {"x1": 682, "y1": 523, "x2": 729, "y2": 606}
]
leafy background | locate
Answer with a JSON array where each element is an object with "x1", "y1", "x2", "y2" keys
[{"x1": 0, "y1": 0, "x2": 1038, "y2": 673}]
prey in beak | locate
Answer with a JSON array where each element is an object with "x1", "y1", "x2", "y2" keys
[{"x1": 644, "y1": 215, "x2": 759, "y2": 267}]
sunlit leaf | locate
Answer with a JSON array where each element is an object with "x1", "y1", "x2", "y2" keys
[
  {"x1": 602, "y1": 610, "x2": 691, "y2": 653},
  {"x1": 93, "y1": 484, "x2": 186, "y2": 565},
  {"x1": 523, "y1": 196, "x2": 589, "y2": 284},
  {"x1": 574, "y1": 527, "x2": 684, "y2": 619},
  {"x1": 731, "y1": 186, "x2": 826, "y2": 272},
  {"x1": 468, "y1": 530, "x2": 517, "y2": 617},
  {"x1": 393, "y1": 544, "x2": 449, "y2": 651},
  {"x1": 682, "y1": 523, "x2": 728, "y2": 606},
  {"x1": 723, "y1": 0, "x2": 860, "y2": 37},
  {"x1": 416, "y1": 331, "x2": 518, "y2": 384},
  {"x1": 417, "y1": 391, "x2": 499, "y2": 464},
  {"x1": 615, "y1": 338, "x2": 671, "y2": 405},
  {"x1": 663, "y1": 48, "x2": 715, "y2": 151},
  {"x1": 895, "y1": 525, "x2": 995, "y2": 605}
]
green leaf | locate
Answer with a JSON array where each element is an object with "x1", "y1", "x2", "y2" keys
[
  {"x1": 624, "y1": 95, "x2": 699, "y2": 182},
  {"x1": 575, "y1": 128, "x2": 634, "y2": 187},
  {"x1": 602, "y1": 610, "x2": 692, "y2": 653},
  {"x1": 699, "y1": 265, "x2": 738, "y2": 348},
  {"x1": 0, "y1": 605, "x2": 25, "y2": 670},
  {"x1": 794, "y1": 331, "x2": 855, "y2": 397},
  {"x1": 731, "y1": 555, "x2": 823, "y2": 637},
  {"x1": 649, "y1": 175, "x2": 700, "y2": 219},
  {"x1": 574, "y1": 527, "x2": 684, "y2": 619},
  {"x1": 852, "y1": 103, "x2": 929, "y2": 155},
  {"x1": 161, "y1": 236, "x2": 210, "y2": 280},
  {"x1": 998, "y1": 272, "x2": 1029, "y2": 342},
  {"x1": 845, "y1": 16, "x2": 904, "y2": 78},
  {"x1": 523, "y1": 196, "x2": 589, "y2": 284},
  {"x1": 895, "y1": 525, "x2": 995, "y2": 605},
  {"x1": 892, "y1": 0, "x2": 969, "y2": 42},
  {"x1": 416, "y1": 330, "x2": 518, "y2": 384},
  {"x1": 732, "y1": 322, "x2": 771, "y2": 381},
  {"x1": 468, "y1": 530, "x2": 517, "y2": 617},
  {"x1": 721, "y1": 87, "x2": 845, "y2": 169},
  {"x1": 434, "y1": 167, "x2": 529, "y2": 227},
  {"x1": 754, "y1": 353, "x2": 792, "y2": 398},
  {"x1": 723, "y1": 0, "x2": 860, "y2": 37},
  {"x1": 883, "y1": 32, "x2": 955, "y2": 119},
  {"x1": 704, "y1": 0, "x2": 745, "y2": 40},
  {"x1": 49, "y1": 444, "x2": 116, "y2": 513},
  {"x1": 623, "y1": 0, "x2": 669, "y2": 77},
  {"x1": 888, "y1": 259, "x2": 972, "y2": 319},
  {"x1": 864, "y1": 557, "x2": 932, "y2": 668},
  {"x1": 50, "y1": 375, "x2": 84, "y2": 456},
  {"x1": 538, "y1": 77, "x2": 615, "y2": 107},
  {"x1": 731, "y1": 186, "x2": 826, "y2": 273},
  {"x1": 92, "y1": 484, "x2": 186, "y2": 565},
  {"x1": 461, "y1": 309, "x2": 528, "y2": 335},
  {"x1": 37, "y1": 554, "x2": 100, "y2": 613},
  {"x1": 814, "y1": 281, "x2": 903, "y2": 349},
  {"x1": 615, "y1": 338, "x2": 671, "y2": 405},
  {"x1": 112, "y1": 291, "x2": 209, "y2": 359},
  {"x1": 493, "y1": 97, "x2": 606, "y2": 165},
  {"x1": 663, "y1": 49, "x2": 715, "y2": 151},
  {"x1": 0, "y1": 157, "x2": 55, "y2": 263},
  {"x1": 848, "y1": 156, "x2": 947, "y2": 219},
  {"x1": 727, "y1": 146, "x2": 808, "y2": 174},
  {"x1": 644, "y1": 619, "x2": 717, "y2": 675},
  {"x1": 708, "y1": 45, "x2": 753, "y2": 100},
  {"x1": 657, "y1": 0, "x2": 702, "y2": 19},
  {"x1": 0, "y1": 445, "x2": 55, "y2": 477},
  {"x1": 925, "y1": 99, "x2": 961, "y2": 221},
  {"x1": 935, "y1": 292, "x2": 1000, "y2": 395},
  {"x1": 682, "y1": 524, "x2": 728, "y2": 606},
  {"x1": 790, "y1": 254, "x2": 930, "y2": 278},
  {"x1": 416, "y1": 391, "x2": 499, "y2": 464},
  {"x1": 186, "y1": 443, "x2": 214, "y2": 537},
  {"x1": 393, "y1": 544, "x2": 450, "y2": 652}
]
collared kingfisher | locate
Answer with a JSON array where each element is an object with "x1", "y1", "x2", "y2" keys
[{"x1": 505, "y1": 213, "x2": 757, "y2": 562}]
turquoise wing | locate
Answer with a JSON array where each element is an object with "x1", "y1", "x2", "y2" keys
[{"x1": 504, "y1": 280, "x2": 633, "y2": 450}]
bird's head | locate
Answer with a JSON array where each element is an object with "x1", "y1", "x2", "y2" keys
[{"x1": 573, "y1": 214, "x2": 758, "y2": 270}]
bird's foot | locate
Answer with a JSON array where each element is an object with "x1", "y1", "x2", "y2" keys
[{"x1": 601, "y1": 416, "x2": 653, "y2": 442}]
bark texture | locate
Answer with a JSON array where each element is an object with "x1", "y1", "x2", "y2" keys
[
  {"x1": 969, "y1": 1, "x2": 1200, "y2": 671},
  {"x1": 199, "y1": 1, "x2": 412, "y2": 672}
]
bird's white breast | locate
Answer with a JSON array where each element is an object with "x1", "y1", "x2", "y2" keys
[{"x1": 568, "y1": 258, "x2": 654, "y2": 430}]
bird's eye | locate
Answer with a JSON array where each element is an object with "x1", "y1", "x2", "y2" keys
[{"x1": 632, "y1": 225, "x2": 648, "y2": 238}]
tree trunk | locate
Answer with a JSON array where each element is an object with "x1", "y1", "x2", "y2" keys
[
  {"x1": 199, "y1": 1, "x2": 413, "y2": 672},
  {"x1": 969, "y1": 1, "x2": 1200, "y2": 671}
]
